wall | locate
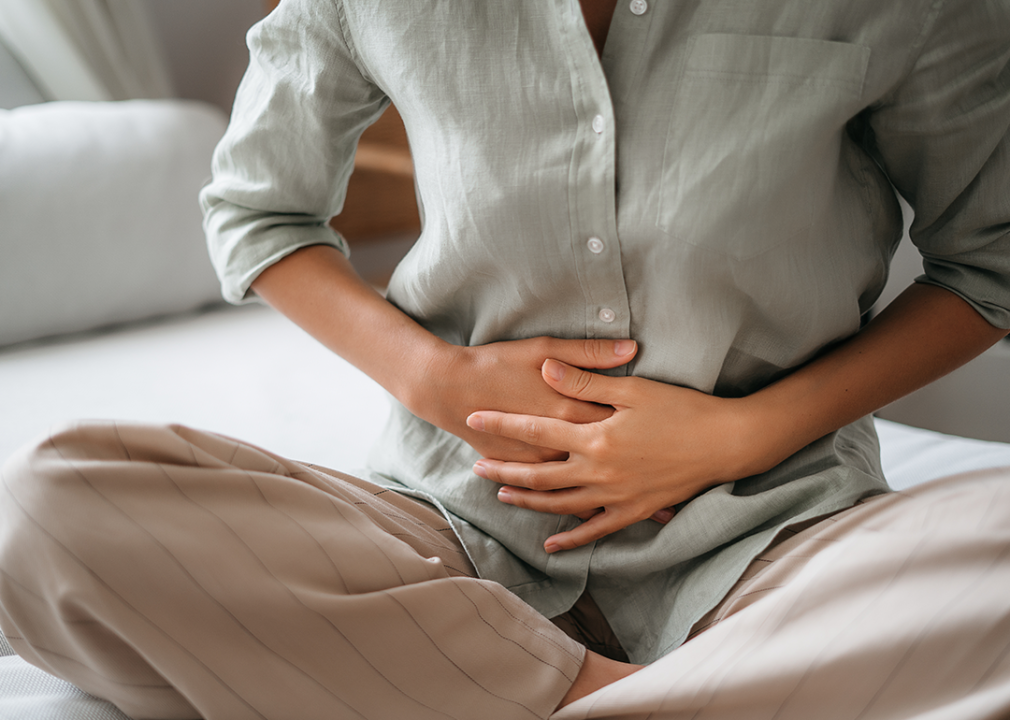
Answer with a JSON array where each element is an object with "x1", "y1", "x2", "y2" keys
[
  {"x1": 141, "y1": 0, "x2": 264, "y2": 113},
  {"x1": 139, "y1": 0, "x2": 419, "y2": 284}
]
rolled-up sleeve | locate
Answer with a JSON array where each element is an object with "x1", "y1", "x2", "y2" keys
[
  {"x1": 200, "y1": 0, "x2": 388, "y2": 303},
  {"x1": 869, "y1": 0, "x2": 1010, "y2": 328}
]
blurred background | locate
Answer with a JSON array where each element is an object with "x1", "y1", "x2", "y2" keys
[{"x1": 0, "y1": 0, "x2": 418, "y2": 285}]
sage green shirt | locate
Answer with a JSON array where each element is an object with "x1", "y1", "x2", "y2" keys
[{"x1": 202, "y1": 0, "x2": 1010, "y2": 663}]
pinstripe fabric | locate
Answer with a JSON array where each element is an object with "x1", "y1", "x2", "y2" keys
[
  {"x1": 555, "y1": 468, "x2": 1010, "y2": 719},
  {"x1": 0, "y1": 422, "x2": 583, "y2": 720},
  {"x1": 3, "y1": 422, "x2": 1009, "y2": 720}
]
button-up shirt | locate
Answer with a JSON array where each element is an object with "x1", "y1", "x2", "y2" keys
[{"x1": 202, "y1": 0, "x2": 1010, "y2": 663}]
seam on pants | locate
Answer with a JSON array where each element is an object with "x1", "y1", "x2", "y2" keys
[
  {"x1": 472, "y1": 583, "x2": 583, "y2": 666},
  {"x1": 159, "y1": 459, "x2": 457, "y2": 720},
  {"x1": 382, "y1": 590, "x2": 544, "y2": 719},
  {"x1": 52, "y1": 435, "x2": 365, "y2": 719},
  {"x1": 454, "y1": 583, "x2": 578, "y2": 682}
]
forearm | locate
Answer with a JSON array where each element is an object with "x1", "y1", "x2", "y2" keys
[
  {"x1": 250, "y1": 245, "x2": 448, "y2": 404},
  {"x1": 740, "y1": 283, "x2": 1009, "y2": 474}
]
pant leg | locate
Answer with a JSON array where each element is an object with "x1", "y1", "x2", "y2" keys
[
  {"x1": 554, "y1": 467, "x2": 1010, "y2": 720},
  {"x1": 0, "y1": 421, "x2": 584, "y2": 720}
]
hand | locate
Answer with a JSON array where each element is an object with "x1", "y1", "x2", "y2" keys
[
  {"x1": 403, "y1": 338, "x2": 638, "y2": 464},
  {"x1": 466, "y1": 358, "x2": 762, "y2": 552}
]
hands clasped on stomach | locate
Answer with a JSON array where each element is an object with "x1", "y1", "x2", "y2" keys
[{"x1": 404, "y1": 336, "x2": 757, "y2": 555}]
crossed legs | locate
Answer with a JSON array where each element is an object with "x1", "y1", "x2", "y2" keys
[
  {"x1": 3, "y1": 421, "x2": 1010, "y2": 720},
  {"x1": 0, "y1": 421, "x2": 585, "y2": 719}
]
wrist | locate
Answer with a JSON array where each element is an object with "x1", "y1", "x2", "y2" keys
[
  {"x1": 394, "y1": 335, "x2": 465, "y2": 420},
  {"x1": 730, "y1": 391, "x2": 808, "y2": 478}
]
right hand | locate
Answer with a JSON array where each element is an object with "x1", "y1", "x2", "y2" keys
[
  {"x1": 249, "y1": 247, "x2": 637, "y2": 464},
  {"x1": 401, "y1": 337, "x2": 638, "y2": 464}
]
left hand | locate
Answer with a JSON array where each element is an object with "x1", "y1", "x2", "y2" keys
[{"x1": 467, "y1": 358, "x2": 763, "y2": 553}]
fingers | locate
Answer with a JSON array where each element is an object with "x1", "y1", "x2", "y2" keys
[
  {"x1": 541, "y1": 359, "x2": 627, "y2": 406},
  {"x1": 467, "y1": 410, "x2": 580, "y2": 451},
  {"x1": 496, "y1": 485, "x2": 594, "y2": 517},
  {"x1": 473, "y1": 456, "x2": 578, "y2": 493},
  {"x1": 467, "y1": 437, "x2": 568, "y2": 464},
  {"x1": 548, "y1": 338, "x2": 637, "y2": 370},
  {"x1": 473, "y1": 452, "x2": 676, "y2": 550},
  {"x1": 542, "y1": 510, "x2": 632, "y2": 553}
]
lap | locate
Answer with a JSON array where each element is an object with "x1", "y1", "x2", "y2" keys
[{"x1": 4, "y1": 421, "x2": 1007, "y2": 719}]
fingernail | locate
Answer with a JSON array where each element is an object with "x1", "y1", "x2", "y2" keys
[
  {"x1": 614, "y1": 340, "x2": 636, "y2": 356},
  {"x1": 543, "y1": 359, "x2": 566, "y2": 382},
  {"x1": 544, "y1": 542, "x2": 561, "y2": 554},
  {"x1": 473, "y1": 461, "x2": 488, "y2": 479},
  {"x1": 467, "y1": 414, "x2": 485, "y2": 432},
  {"x1": 497, "y1": 487, "x2": 512, "y2": 502}
]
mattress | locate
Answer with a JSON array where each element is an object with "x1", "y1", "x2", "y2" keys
[{"x1": 2, "y1": 303, "x2": 1009, "y2": 719}]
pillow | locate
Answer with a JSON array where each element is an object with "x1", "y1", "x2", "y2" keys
[{"x1": 0, "y1": 99, "x2": 227, "y2": 347}]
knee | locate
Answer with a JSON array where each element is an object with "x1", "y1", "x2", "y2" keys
[
  {"x1": 1, "y1": 420, "x2": 120, "y2": 513},
  {"x1": 0, "y1": 421, "x2": 154, "y2": 637},
  {"x1": 0, "y1": 421, "x2": 130, "y2": 576},
  {"x1": 0, "y1": 424, "x2": 91, "y2": 637},
  {"x1": 0, "y1": 420, "x2": 199, "y2": 512}
]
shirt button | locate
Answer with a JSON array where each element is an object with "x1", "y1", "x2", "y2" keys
[
  {"x1": 592, "y1": 114, "x2": 605, "y2": 134},
  {"x1": 587, "y1": 237, "x2": 605, "y2": 254},
  {"x1": 599, "y1": 308, "x2": 616, "y2": 323},
  {"x1": 629, "y1": 0, "x2": 648, "y2": 15}
]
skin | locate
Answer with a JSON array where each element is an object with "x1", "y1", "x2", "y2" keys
[{"x1": 251, "y1": 0, "x2": 1008, "y2": 709}]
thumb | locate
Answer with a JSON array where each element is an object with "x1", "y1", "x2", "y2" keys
[
  {"x1": 548, "y1": 339, "x2": 637, "y2": 370},
  {"x1": 542, "y1": 359, "x2": 622, "y2": 405}
]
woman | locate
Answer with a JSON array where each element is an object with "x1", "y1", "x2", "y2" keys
[{"x1": 2, "y1": 0, "x2": 1009, "y2": 717}]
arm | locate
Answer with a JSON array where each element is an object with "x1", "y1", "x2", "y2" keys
[
  {"x1": 741, "y1": 284, "x2": 1008, "y2": 471},
  {"x1": 250, "y1": 244, "x2": 637, "y2": 464},
  {"x1": 203, "y1": 3, "x2": 635, "y2": 460},
  {"x1": 468, "y1": 283, "x2": 1008, "y2": 552}
]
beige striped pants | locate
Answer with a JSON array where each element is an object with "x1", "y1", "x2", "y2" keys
[{"x1": 1, "y1": 421, "x2": 1009, "y2": 720}]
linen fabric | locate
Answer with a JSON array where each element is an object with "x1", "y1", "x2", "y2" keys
[{"x1": 201, "y1": 0, "x2": 1010, "y2": 663}]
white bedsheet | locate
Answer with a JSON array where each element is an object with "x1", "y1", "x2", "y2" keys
[
  {"x1": 0, "y1": 304, "x2": 389, "y2": 475},
  {"x1": 2, "y1": 304, "x2": 1009, "y2": 719}
]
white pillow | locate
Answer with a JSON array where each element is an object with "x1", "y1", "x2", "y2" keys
[{"x1": 0, "y1": 100, "x2": 227, "y2": 346}]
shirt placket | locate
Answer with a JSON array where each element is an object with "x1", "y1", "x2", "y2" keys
[{"x1": 560, "y1": 0, "x2": 632, "y2": 358}]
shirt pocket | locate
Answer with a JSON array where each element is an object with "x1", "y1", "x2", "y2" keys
[{"x1": 656, "y1": 34, "x2": 870, "y2": 259}]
